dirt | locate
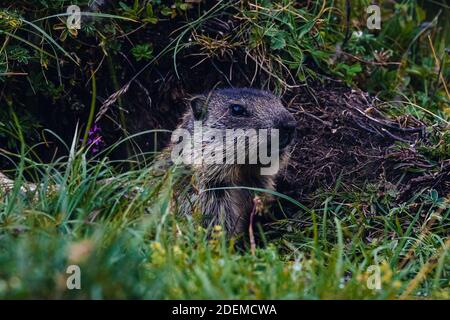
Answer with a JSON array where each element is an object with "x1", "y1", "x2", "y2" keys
[{"x1": 277, "y1": 80, "x2": 449, "y2": 209}]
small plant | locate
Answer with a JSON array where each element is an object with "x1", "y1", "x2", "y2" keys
[
  {"x1": 131, "y1": 43, "x2": 153, "y2": 61},
  {"x1": 119, "y1": 0, "x2": 158, "y2": 23}
]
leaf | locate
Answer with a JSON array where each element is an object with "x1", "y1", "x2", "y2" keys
[
  {"x1": 179, "y1": 3, "x2": 190, "y2": 11},
  {"x1": 298, "y1": 21, "x2": 315, "y2": 39},
  {"x1": 160, "y1": 6, "x2": 172, "y2": 16},
  {"x1": 146, "y1": 4, "x2": 154, "y2": 16},
  {"x1": 348, "y1": 63, "x2": 362, "y2": 74},
  {"x1": 119, "y1": 2, "x2": 130, "y2": 11},
  {"x1": 270, "y1": 33, "x2": 286, "y2": 50}
]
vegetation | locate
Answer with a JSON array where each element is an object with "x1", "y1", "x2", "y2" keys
[{"x1": 0, "y1": 0, "x2": 449, "y2": 299}]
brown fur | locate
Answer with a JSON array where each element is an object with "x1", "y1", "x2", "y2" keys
[{"x1": 166, "y1": 88, "x2": 296, "y2": 235}]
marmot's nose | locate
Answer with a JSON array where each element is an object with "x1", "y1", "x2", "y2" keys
[{"x1": 276, "y1": 119, "x2": 297, "y2": 149}]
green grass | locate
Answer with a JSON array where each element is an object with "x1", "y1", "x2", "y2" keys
[{"x1": 0, "y1": 132, "x2": 448, "y2": 299}]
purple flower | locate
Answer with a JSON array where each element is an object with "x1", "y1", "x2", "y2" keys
[{"x1": 82, "y1": 123, "x2": 105, "y2": 153}]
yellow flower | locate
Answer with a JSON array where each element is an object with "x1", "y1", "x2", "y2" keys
[
  {"x1": 150, "y1": 241, "x2": 166, "y2": 266},
  {"x1": 380, "y1": 261, "x2": 393, "y2": 282},
  {"x1": 172, "y1": 245, "x2": 187, "y2": 261},
  {"x1": 150, "y1": 241, "x2": 163, "y2": 251},
  {"x1": 212, "y1": 225, "x2": 223, "y2": 239},
  {"x1": 393, "y1": 280, "x2": 402, "y2": 289},
  {"x1": 173, "y1": 245, "x2": 182, "y2": 255}
]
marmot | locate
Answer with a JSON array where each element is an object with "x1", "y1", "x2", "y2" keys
[{"x1": 165, "y1": 88, "x2": 296, "y2": 235}]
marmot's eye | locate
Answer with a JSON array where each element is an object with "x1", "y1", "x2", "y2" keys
[{"x1": 229, "y1": 104, "x2": 248, "y2": 116}]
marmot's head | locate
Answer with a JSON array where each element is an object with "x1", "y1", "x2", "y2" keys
[{"x1": 187, "y1": 88, "x2": 296, "y2": 150}]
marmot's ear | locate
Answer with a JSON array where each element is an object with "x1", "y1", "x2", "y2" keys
[{"x1": 189, "y1": 95, "x2": 208, "y2": 120}]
